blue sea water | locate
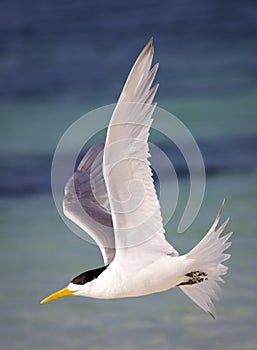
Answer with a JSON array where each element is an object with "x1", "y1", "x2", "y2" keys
[{"x1": 0, "y1": 1, "x2": 257, "y2": 349}]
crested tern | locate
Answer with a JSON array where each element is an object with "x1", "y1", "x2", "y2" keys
[{"x1": 40, "y1": 39, "x2": 232, "y2": 319}]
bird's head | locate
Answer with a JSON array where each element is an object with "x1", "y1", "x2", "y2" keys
[{"x1": 40, "y1": 265, "x2": 107, "y2": 304}]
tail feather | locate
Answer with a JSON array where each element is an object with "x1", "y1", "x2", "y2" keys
[{"x1": 179, "y1": 200, "x2": 232, "y2": 318}]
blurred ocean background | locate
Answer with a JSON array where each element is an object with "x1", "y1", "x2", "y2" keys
[{"x1": 0, "y1": 1, "x2": 257, "y2": 349}]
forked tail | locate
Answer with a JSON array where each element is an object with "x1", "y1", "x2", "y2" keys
[{"x1": 179, "y1": 200, "x2": 232, "y2": 318}]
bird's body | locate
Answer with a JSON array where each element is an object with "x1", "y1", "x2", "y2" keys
[
  {"x1": 41, "y1": 39, "x2": 232, "y2": 319},
  {"x1": 69, "y1": 254, "x2": 189, "y2": 299}
]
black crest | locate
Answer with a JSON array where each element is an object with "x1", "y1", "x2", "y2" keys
[{"x1": 71, "y1": 265, "x2": 108, "y2": 285}]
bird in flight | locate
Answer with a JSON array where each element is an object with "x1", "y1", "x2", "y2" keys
[{"x1": 40, "y1": 39, "x2": 232, "y2": 319}]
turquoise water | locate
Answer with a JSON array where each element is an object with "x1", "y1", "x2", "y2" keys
[
  {"x1": 1, "y1": 172, "x2": 257, "y2": 350},
  {"x1": 1, "y1": 92, "x2": 257, "y2": 156},
  {"x1": 1, "y1": 92, "x2": 257, "y2": 350}
]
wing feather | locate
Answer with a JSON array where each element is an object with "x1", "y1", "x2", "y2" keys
[
  {"x1": 103, "y1": 39, "x2": 178, "y2": 262},
  {"x1": 63, "y1": 142, "x2": 115, "y2": 265}
]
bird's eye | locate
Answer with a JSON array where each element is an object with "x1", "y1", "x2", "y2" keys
[{"x1": 71, "y1": 272, "x2": 88, "y2": 285}]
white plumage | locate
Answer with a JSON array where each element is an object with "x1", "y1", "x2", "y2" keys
[{"x1": 41, "y1": 39, "x2": 232, "y2": 319}]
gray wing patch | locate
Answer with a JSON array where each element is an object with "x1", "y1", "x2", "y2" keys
[{"x1": 63, "y1": 142, "x2": 115, "y2": 265}]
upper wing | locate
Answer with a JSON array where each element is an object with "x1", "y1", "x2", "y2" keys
[
  {"x1": 63, "y1": 142, "x2": 115, "y2": 265},
  {"x1": 103, "y1": 39, "x2": 178, "y2": 263}
]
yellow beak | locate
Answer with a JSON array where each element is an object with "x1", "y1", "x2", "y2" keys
[{"x1": 40, "y1": 286, "x2": 74, "y2": 304}]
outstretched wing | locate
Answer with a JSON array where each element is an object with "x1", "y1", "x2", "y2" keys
[
  {"x1": 103, "y1": 39, "x2": 178, "y2": 263},
  {"x1": 63, "y1": 142, "x2": 115, "y2": 265}
]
